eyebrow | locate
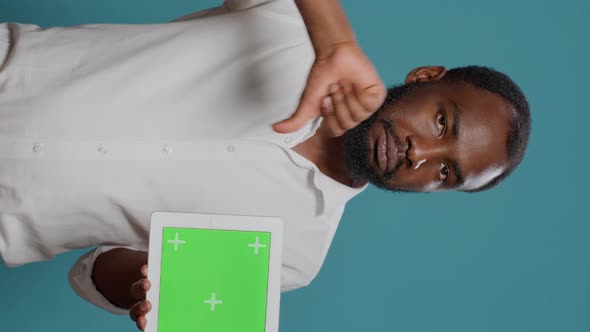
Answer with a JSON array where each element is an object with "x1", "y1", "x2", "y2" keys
[
  {"x1": 449, "y1": 100, "x2": 464, "y2": 186},
  {"x1": 451, "y1": 100, "x2": 462, "y2": 139},
  {"x1": 450, "y1": 159, "x2": 464, "y2": 187}
]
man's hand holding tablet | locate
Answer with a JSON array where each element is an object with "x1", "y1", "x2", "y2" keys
[
  {"x1": 129, "y1": 212, "x2": 283, "y2": 332},
  {"x1": 129, "y1": 264, "x2": 152, "y2": 330}
]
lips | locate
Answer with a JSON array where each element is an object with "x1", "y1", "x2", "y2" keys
[
  {"x1": 385, "y1": 128, "x2": 399, "y2": 173},
  {"x1": 374, "y1": 124, "x2": 399, "y2": 175},
  {"x1": 377, "y1": 126, "x2": 388, "y2": 174}
]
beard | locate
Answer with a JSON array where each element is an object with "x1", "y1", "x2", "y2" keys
[{"x1": 343, "y1": 81, "x2": 425, "y2": 191}]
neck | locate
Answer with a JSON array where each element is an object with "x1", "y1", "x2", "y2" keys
[{"x1": 292, "y1": 125, "x2": 360, "y2": 187}]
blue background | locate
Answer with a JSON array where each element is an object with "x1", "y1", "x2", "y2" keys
[{"x1": 1, "y1": 0, "x2": 588, "y2": 331}]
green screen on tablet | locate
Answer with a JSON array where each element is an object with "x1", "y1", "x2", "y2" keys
[{"x1": 157, "y1": 227, "x2": 272, "y2": 332}]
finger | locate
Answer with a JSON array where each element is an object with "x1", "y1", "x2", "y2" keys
[
  {"x1": 138, "y1": 301, "x2": 151, "y2": 331},
  {"x1": 129, "y1": 301, "x2": 142, "y2": 323},
  {"x1": 344, "y1": 83, "x2": 373, "y2": 122},
  {"x1": 330, "y1": 83, "x2": 356, "y2": 135},
  {"x1": 318, "y1": 94, "x2": 341, "y2": 136},
  {"x1": 130, "y1": 278, "x2": 151, "y2": 300},
  {"x1": 136, "y1": 315, "x2": 147, "y2": 331},
  {"x1": 358, "y1": 83, "x2": 387, "y2": 113},
  {"x1": 141, "y1": 265, "x2": 148, "y2": 278},
  {"x1": 272, "y1": 95, "x2": 320, "y2": 134},
  {"x1": 130, "y1": 300, "x2": 152, "y2": 323},
  {"x1": 273, "y1": 74, "x2": 330, "y2": 133},
  {"x1": 320, "y1": 96, "x2": 334, "y2": 117}
]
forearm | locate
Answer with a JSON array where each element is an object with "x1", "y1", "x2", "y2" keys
[
  {"x1": 294, "y1": 0, "x2": 355, "y2": 58},
  {"x1": 92, "y1": 248, "x2": 148, "y2": 309}
]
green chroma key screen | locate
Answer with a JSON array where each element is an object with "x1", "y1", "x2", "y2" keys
[{"x1": 158, "y1": 227, "x2": 272, "y2": 332}]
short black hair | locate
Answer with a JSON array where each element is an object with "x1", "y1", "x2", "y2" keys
[{"x1": 441, "y1": 66, "x2": 531, "y2": 192}]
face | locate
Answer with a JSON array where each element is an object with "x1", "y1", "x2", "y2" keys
[{"x1": 344, "y1": 74, "x2": 514, "y2": 192}]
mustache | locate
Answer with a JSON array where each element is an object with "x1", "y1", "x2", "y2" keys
[{"x1": 381, "y1": 118, "x2": 406, "y2": 181}]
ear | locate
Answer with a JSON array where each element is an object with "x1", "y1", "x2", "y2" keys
[{"x1": 405, "y1": 66, "x2": 447, "y2": 84}]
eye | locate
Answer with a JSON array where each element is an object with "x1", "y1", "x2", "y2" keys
[
  {"x1": 436, "y1": 109, "x2": 447, "y2": 136},
  {"x1": 439, "y1": 163, "x2": 449, "y2": 183}
]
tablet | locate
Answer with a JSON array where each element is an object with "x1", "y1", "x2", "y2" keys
[{"x1": 145, "y1": 212, "x2": 283, "y2": 332}]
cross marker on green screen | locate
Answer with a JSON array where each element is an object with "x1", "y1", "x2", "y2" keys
[
  {"x1": 248, "y1": 236, "x2": 267, "y2": 255},
  {"x1": 166, "y1": 232, "x2": 186, "y2": 251},
  {"x1": 204, "y1": 292, "x2": 223, "y2": 312}
]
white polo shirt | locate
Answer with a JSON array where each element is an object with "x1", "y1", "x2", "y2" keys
[{"x1": 0, "y1": 0, "x2": 366, "y2": 314}]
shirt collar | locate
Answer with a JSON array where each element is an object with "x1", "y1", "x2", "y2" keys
[{"x1": 278, "y1": 118, "x2": 368, "y2": 215}]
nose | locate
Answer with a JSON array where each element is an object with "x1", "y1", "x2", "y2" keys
[{"x1": 406, "y1": 136, "x2": 445, "y2": 169}]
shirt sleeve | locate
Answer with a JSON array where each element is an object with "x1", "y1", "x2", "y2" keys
[
  {"x1": 173, "y1": 1, "x2": 298, "y2": 23},
  {"x1": 172, "y1": 0, "x2": 278, "y2": 22},
  {"x1": 171, "y1": 6, "x2": 228, "y2": 22},
  {"x1": 223, "y1": 0, "x2": 279, "y2": 11},
  {"x1": 68, "y1": 245, "x2": 142, "y2": 315}
]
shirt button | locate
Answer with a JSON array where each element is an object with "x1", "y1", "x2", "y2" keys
[
  {"x1": 284, "y1": 136, "x2": 292, "y2": 144},
  {"x1": 97, "y1": 145, "x2": 108, "y2": 154},
  {"x1": 162, "y1": 145, "x2": 172, "y2": 154},
  {"x1": 226, "y1": 145, "x2": 235, "y2": 152},
  {"x1": 32, "y1": 143, "x2": 42, "y2": 152}
]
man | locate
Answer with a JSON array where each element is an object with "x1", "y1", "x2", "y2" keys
[{"x1": 0, "y1": 0, "x2": 530, "y2": 329}]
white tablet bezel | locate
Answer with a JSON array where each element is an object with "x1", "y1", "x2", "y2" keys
[{"x1": 145, "y1": 211, "x2": 283, "y2": 332}]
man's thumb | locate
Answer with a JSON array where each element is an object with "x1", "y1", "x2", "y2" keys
[
  {"x1": 360, "y1": 83, "x2": 387, "y2": 111},
  {"x1": 272, "y1": 103, "x2": 319, "y2": 134}
]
